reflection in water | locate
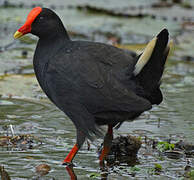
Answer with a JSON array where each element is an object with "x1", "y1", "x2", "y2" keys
[
  {"x1": 65, "y1": 164, "x2": 109, "y2": 180},
  {"x1": 66, "y1": 165, "x2": 77, "y2": 180},
  {"x1": 65, "y1": 151, "x2": 139, "y2": 180}
]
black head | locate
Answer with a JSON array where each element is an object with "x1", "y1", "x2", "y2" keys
[
  {"x1": 31, "y1": 8, "x2": 67, "y2": 38},
  {"x1": 14, "y1": 7, "x2": 69, "y2": 39}
]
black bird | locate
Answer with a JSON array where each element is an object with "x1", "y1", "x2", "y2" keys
[{"x1": 14, "y1": 7, "x2": 170, "y2": 166}]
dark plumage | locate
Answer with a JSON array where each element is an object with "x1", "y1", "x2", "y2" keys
[{"x1": 14, "y1": 7, "x2": 170, "y2": 166}]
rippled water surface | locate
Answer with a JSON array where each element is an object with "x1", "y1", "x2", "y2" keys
[{"x1": 0, "y1": 64, "x2": 194, "y2": 179}]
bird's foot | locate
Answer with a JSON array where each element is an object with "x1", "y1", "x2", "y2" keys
[
  {"x1": 99, "y1": 160, "x2": 108, "y2": 171},
  {"x1": 62, "y1": 144, "x2": 79, "y2": 166},
  {"x1": 62, "y1": 161, "x2": 75, "y2": 167}
]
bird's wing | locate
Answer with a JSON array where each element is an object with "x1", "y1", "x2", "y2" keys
[{"x1": 44, "y1": 41, "x2": 151, "y2": 114}]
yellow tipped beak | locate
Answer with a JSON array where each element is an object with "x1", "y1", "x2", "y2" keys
[{"x1": 14, "y1": 31, "x2": 23, "y2": 39}]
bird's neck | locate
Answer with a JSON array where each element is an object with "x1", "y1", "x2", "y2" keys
[{"x1": 33, "y1": 33, "x2": 69, "y2": 84}]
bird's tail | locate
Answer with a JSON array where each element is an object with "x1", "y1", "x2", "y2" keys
[{"x1": 133, "y1": 29, "x2": 171, "y2": 104}]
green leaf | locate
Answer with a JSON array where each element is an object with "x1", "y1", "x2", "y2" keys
[
  {"x1": 89, "y1": 172, "x2": 101, "y2": 178},
  {"x1": 154, "y1": 163, "x2": 162, "y2": 171},
  {"x1": 156, "y1": 141, "x2": 175, "y2": 152},
  {"x1": 130, "y1": 166, "x2": 141, "y2": 172}
]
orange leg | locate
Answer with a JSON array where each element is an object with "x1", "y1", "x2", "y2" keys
[
  {"x1": 99, "y1": 125, "x2": 113, "y2": 167},
  {"x1": 62, "y1": 144, "x2": 79, "y2": 165}
]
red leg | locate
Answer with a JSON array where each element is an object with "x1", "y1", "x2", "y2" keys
[
  {"x1": 99, "y1": 125, "x2": 113, "y2": 167},
  {"x1": 62, "y1": 130, "x2": 85, "y2": 165},
  {"x1": 62, "y1": 144, "x2": 79, "y2": 165},
  {"x1": 66, "y1": 165, "x2": 77, "y2": 180}
]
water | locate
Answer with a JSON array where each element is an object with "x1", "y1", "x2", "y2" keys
[
  {"x1": 0, "y1": 1, "x2": 194, "y2": 179},
  {"x1": 0, "y1": 73, "x2": 193, "y2": 178}
]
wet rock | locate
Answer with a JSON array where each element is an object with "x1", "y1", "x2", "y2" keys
[
  {"x1": 0, "y1": 136, "x2": 10, "y2": 146},
  {"x1": 74, "y1": 4, "x2": 148, "y2": 18},
  {"x1": 35, "y1": 164, "x2": 51, "y2": 176},
  {"x1": 106, "y1": 135, "x2": 141, "y2": 165},
  {"x1": 175, "y1": 140, "x2": 194, "y2": 150},
  {"x1": 0, "y1": 134, "x2": 42, "y2": 150},
  {"x1": 148, "y1": 138, "x2": 194, "y2": 159},
  {"x1": 151, "y1": 1, "x2": 173, "y2": 8},
  {"x1": 182, "y1": 22, "x2": 194, "y2": 31},
  {"x1": 0, "y1": 166, "x2": 11, "y2": 180},
  {"x1": 0, "y1": 0, "x2": 18, "y2": 8},
  {"x1": 172, "y1": 0, "x2": 182, "y2": 4},
  {"x1": 175, "y1": 140, "x2": 194, "y2": 156},
  {"x1": 164, "y1": 150, "x2": 184, "y2": 159}
]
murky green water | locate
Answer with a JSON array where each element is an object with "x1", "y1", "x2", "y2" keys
[{"x1": 0, "y1": 1, "x2": 194, "y2": 179}]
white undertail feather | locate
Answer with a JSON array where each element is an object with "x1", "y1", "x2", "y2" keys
[
  {"x1": 167, "y1": 39, "x2": 173, "y2": 53},
  {"x1": 164, "y1": 39, "x2": 173, "y2": 66},
  {"x1": 133, "y1": 37, "x2": 157, "y2": 76}
]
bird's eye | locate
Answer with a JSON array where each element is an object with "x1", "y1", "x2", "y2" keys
[{"x1": 39, "y1": 16, "x2": 44, "y2": 20}]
